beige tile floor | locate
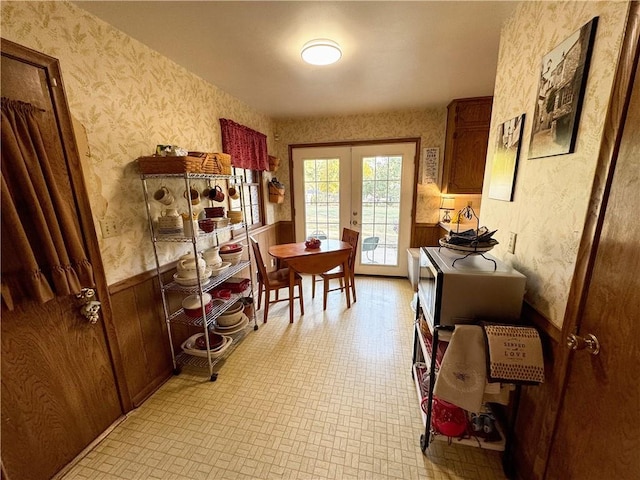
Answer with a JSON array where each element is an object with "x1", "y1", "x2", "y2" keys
[{"x1": 64, "y1": 276, "x2": 506, "y2": 480}]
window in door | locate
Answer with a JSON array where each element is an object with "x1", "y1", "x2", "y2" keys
[
  {"x1": 302, "y1": 157, "x2": 340, "y2": 240},
  {"x1": 360, "y1": 154, "x2": 402, "y2": 265}
]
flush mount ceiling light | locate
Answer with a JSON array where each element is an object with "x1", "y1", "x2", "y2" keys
[{"x1": 301, "y1": 39, "x2": 342, "y2": 66}]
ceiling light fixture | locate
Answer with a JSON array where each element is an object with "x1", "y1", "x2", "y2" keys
[{"x1": 301, "y1": 39, "x2": 342, "y2": 66}]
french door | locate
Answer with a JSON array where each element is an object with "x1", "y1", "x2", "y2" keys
[{"x1": 292, "y1": 142, "x2": 416, "y2": 276}]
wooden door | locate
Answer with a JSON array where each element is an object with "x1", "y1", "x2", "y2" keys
[
  {"x1": 545, "y1": 6, "x2": 639, "y2": 479},
  {"x1": 1, "y1": 40, "x2": 125, "y2": 480}
]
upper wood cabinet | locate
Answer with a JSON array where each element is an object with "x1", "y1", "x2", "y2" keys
[{"x1": 441, "y1": 96, "x2": 493, "y2": 194}]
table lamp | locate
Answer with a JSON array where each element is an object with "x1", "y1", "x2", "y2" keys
[{"x1": 440, "y1": 197, "x2": 455, "y2": 223}]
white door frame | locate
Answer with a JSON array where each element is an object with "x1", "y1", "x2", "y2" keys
[{"x1": 291, "y1": 140, "x2": 418, "y2": 276}]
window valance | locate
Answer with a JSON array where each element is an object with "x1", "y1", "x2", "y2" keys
[{"x1": 219, "y1": 118, "x2": 269, "y2": 171}]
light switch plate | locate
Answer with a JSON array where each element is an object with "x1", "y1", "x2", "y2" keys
[{"x1": 508, "y1": 232, "x2": 517, "y2": 254}]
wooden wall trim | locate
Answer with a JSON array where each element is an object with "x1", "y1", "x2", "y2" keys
[{"x1": 521, "y1": 301, "x2": 562, "y2": 343}]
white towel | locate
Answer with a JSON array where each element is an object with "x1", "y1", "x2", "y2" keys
[{"x1": 433, "y1": 325, "x2": 486, "y2": 413}]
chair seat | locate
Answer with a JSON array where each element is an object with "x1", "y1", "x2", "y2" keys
[
  {"x1": 320, "y1": 265, "x2": 343, "y2": 278},
  {"x1": 266, "y1": 268, "x2": 302, "y2": 287}
]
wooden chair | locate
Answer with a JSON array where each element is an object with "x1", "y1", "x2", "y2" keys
[
  {"x1": 250, "y1": 236, "x2": 304, "y2": 323},
  {"x1": 311, "y1": 228, "x2": 359, "y2": 310}
]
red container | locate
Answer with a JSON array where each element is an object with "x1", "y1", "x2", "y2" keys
[{"x1": 182, "y1": 293, "x2": 213, "y2": 318}]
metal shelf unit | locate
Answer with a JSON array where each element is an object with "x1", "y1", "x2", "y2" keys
[
  {"x1": 412, "y1": 300, "x2": 507, "y2": 452},
  {"x1": 140, "y1": 172, "x2": 257, "y2": 382}
]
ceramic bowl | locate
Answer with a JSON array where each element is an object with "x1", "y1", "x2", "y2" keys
[
  {"x1": 198, "y1": 219, "x2": 215, "y2": 233},
  {"x1": 182, "y1": 293, "x2": 213, "y2": 318},
  {"x1": 220, "y1": 250, "x2": 243, "y2": 265},
  {"x1": 217, "y1": 301, "x2": 244, "y2": 327},
  {"x1": 209, "y1": 261, "x2": 231, "y2": 277},
  {"x1": 212, "y1": 288, "x2": 232, "y2": 300}
]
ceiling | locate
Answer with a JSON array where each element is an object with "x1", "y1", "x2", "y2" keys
[{"x1": 74, "y1": 1, "x2": 519, "y2": 119}]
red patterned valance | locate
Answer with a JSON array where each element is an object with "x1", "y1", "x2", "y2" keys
[{"x1": 220, "y1": 118, "x2": 269, "y2": 171}]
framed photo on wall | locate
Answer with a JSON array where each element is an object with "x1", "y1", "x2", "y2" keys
[
  {"x1": 489, "y1": 114, "x2": 525, "y2": 201},
  {"x1": 529, "y1": 17, "x2": 598, "y2": 159}
]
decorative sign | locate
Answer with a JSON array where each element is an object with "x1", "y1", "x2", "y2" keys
[{"x1": 421, "y1": 147, "x2": 439, "y2": 185}]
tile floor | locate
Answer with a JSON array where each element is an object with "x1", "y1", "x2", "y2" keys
[{"x1": 64, "y1": 276, "x2": 506, "y2": 480}]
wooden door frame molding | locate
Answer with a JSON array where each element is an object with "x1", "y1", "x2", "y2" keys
[
  {"x1": 536, "y1": 3, "x2": 639, "y2": 477},
  {"x1": 288, "y1": 137, "x2": 421, "y2": 244},
  {"x1": 1, "y1": 38, "x2": 132, "y2": 412}
]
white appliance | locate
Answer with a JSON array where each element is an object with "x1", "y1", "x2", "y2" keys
[{"x1": 418, "y1": 246, "x2": 526, "y2": 328}]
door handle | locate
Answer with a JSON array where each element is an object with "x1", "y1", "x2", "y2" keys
[
  {"x1": 76, "y1": 288, "x2": 101, "y2": 324},
  {"x1": 351, "y1": 220, "x2": 358, "y2": 225},
  {"x1": 81, "y1": 301, "x2": 101, "y2": 324},
  {"x1": 566, "y1": 333, "x2": 600, "y2": 355}
]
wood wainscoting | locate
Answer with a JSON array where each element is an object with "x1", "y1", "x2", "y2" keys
[
  {"x1": 107, "y1": 222, "x2": 285, "y2": 407},
  {"x1": 509, "y1": 303, "x2": 562, "y2": 479},
  {"x1": 411, "y1": 223, "x2": 444, "y2": 247}
]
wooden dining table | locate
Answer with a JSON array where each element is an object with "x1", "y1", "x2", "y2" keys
[{"x1": 268, "y1": 239, "x2": 353, "y2": 323}]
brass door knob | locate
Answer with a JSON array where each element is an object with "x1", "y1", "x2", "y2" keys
[{"x1": 566, "y1": 333, "x2": 600, "y2": 355}]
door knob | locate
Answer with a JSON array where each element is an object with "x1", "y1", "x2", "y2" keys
[
  {"x1": 80, "y1": 301, "x2": 101, "y2": 324},
  {"x1": 76, "y1": 288, "x2": 100, "y2": 324},
  {"x1": 566, "y1": 333, "x2": 600, "y2": 355},
  {"x1": 351, "y1": 220, "x2": 358, "y2": 225}
]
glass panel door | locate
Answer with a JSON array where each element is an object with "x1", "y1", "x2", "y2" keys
[
  {"x1": 351, "y1": 143, "x2": 415, "y2": 276},
  {"x1": 293, "y1": 146, "x2": 351, "y2": 243},
  {"x1": 293, "y1": 143, "x2": 415, "y2": 277}
]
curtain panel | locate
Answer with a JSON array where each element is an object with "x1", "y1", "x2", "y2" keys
[
  {"x1": 1, "y1": 98, "x2": 94, "y2": 306},
  {"x1": 219, "y1": 118, "x2": 269, "y2": 171}
]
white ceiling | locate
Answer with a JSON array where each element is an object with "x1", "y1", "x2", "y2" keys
[{"x1": 74, "y1": 1, "x2": 519, "y2": 119}]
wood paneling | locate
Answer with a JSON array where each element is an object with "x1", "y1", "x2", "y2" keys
[
  {"x1": 1, "y1": 40, "x2": 124, "y2": 480},
  {"x1": 276, "y1": 220, "x2": 294, "y2": 244},
  {"x1": 106, "y1": 222, "x2": 283, "y2": 405},
  {"x1": 411, "y1": 223, "x2": 442, "y2": 247},
  {"x1": 109, "y1": 273, "x2": 172, "y2": 407}
]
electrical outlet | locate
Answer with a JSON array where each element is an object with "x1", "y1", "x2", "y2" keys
[
  {"x1": 100, "y1": 219, "x2": 120, "y2": 238},
  {"x1": 508, "y1": 232, "x2": 517, "y2": 254},
  {"x1": 270, "y1": 258, "x2": 276, "y2": 268}
]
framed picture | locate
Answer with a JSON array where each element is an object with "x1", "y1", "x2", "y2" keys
[
  {"x1": 489, "y1": 114, "x2": 525, "y2": 201},
  {"x1": 529, "y1": 17, "x2": 598, "y2": 159}
]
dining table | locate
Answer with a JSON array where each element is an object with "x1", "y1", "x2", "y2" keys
[{"x1": 268, "y1": 239, "x2": 353, "y2": 323}]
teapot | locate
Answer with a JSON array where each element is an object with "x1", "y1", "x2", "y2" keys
[
  {"x1": 202, "y1": 246, "x2": 222, "y2": 267},
  {"x1": 177, "y1": 252, "x2": 207, "y2": 277}
]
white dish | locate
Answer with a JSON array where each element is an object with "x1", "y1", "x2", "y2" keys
[
  {"x1": 220, "y1": 251, "x2": 243, "y2": 266},
  {"x1": 213, "y1": 314, "x2": 249, "y2": 334},
  {"x1": 181, "y1": 334, "x2": 232, "y2": 358},
  {"x1": 209, "y1": 261, "x2": 232, "y2": 277},
  {"x1": 217, "y1": 307, "x2": 244, "y2": 327},
  {"x1": 173, "y1": 268, "x2": 212, "y2": 286}
]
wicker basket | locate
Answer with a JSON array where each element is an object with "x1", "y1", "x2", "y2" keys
[
  {"x1": 188, "y1": 152, "x2": 232, "y2": 175},
  {"x1": 268, "y1": 183, "x2": 285, "y2": 204},
  {"x1": 137, "y1": 153, "x2": 233, "y2": 175},
  {"x1": 268, "y1": 155, "x2": 280, "y2": 172}
]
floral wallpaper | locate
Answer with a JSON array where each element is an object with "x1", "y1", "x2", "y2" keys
[
  {"x1": 273, "y1": 109, "x2": 448, "y2": 224},
  {"x1": 1, "y1": 1, "x2": 276, "y2": 285},
  {"x1": 482, "y1": 0, "x2": 629, "y2": 328}
]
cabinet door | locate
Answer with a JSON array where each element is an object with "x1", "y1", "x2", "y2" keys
[
  {"x1": 444, "y1": 127, "x2": 490, "y2": 194},
  {"x1": 441, "y1": 97, "x2": 492, "y2": 194}
]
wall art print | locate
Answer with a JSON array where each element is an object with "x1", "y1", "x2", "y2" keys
[
  {"x1": 489, "y1": 114, "x2": 525, "y2": 201},
  {"x1": 529, "y1": 17, "x2": 598, "y2": 159}
]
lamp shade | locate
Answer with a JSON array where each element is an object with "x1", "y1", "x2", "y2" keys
[
  {"x1": 440, "y1": 197, "x2": 455, "y2": 210},
  {"x1": 301, "y1": 39, "x2": 342, "y2": 65}
]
